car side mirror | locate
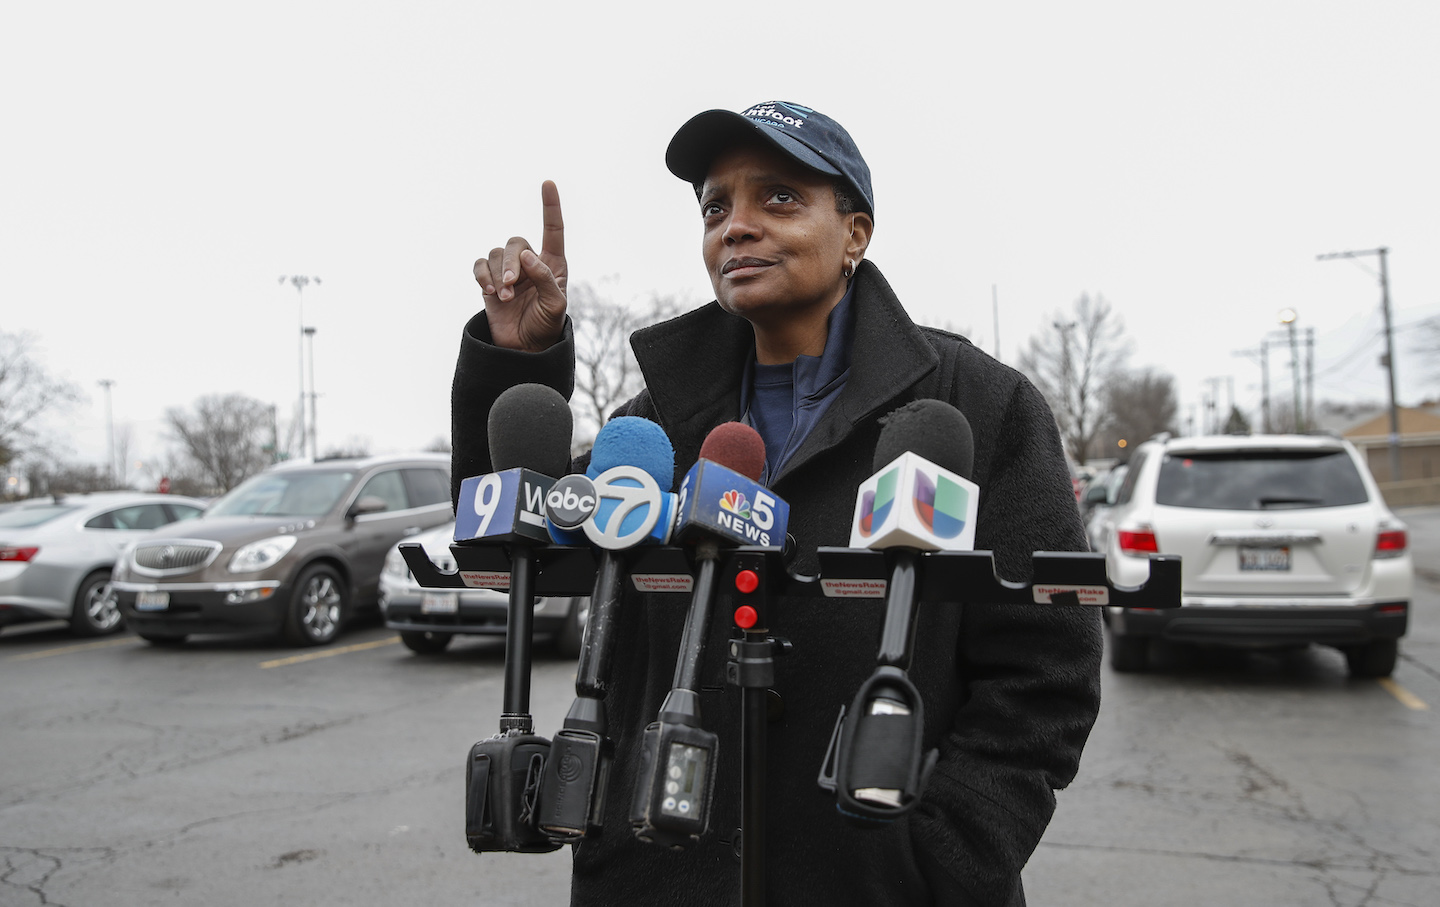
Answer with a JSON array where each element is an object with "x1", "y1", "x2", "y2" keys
[
  {"x1": 1083, "y1": 484, "x2": 1110, "y2": 505},
  {"x1": 349, "y1": 496, "x2": 389, "y2": 519}
]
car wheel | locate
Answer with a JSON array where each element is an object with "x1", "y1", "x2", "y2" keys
[
  {"x1": 138, "y1": 632, "x2": 188, "y2": 645},
  {"x1": 1342, "y1": 639, "x2": 1398, "y2": 678},
  {"x1": 1109, "y1": 632, "x2": 1150, "y2": 672},
  {"x1": 70, "y1": 570, "x2": 124, "y2": 637},
  {"x1": 554, "y1": 597, "x2": 588, "y2": 659},
  {"x1": 400, "y1": 630, "x2": 453, "y2": 654},
  {"x1": 282, "y1": 564, "x2": 347, "y2": 647}
]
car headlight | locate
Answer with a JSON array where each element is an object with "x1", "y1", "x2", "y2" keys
[
  {"x1": 382, "y1": 546, "x2": 410, "y2": 580},
  {"x1": 228, "y1": 536, "x2": 298, "y2": 573},
  {"x1": 111, "y1": 544, "x2": 135, "y2": 581}
]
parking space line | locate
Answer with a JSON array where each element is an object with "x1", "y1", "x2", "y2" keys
[
  {"x1": 259, "y1": 636, "x2": 401, "y2": 669},
  {"x1": 1378, "y1": 677, "x2": 1429, "y2": 711},
  {"x1": 6, "y1": 636, "x2": 140, "y2": 662}
]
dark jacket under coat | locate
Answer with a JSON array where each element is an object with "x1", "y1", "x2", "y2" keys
[{"x1": 451, "y1": 260, "x2": 1102, "y2": 906}]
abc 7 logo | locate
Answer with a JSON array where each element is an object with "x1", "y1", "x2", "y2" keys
[
  {"x1": 546, "y1": 475, "x2": 598, "y2": 530},
  {"x1": 587, "y1": 466, "x2": 663, "y2": 550},
  {"x1": 545, "y1": 467, "x2": 663, "y2": 549}
]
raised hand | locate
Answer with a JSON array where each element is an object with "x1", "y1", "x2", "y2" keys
[{"x1": 473, "y1": 180, "x2": 568, "y2": 352}]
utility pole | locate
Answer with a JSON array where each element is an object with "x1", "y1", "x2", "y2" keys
[
  {"x1": 304, "y1": 326, "x2": 318, "y2": 459},
  {"x1": 992, "y1": 285, "x2": 1001, "y2": 362},
  {"x1": 1278, "y1": 309, "x2": 1303, "y2": 432},
  {"x1": 279, "y1": 275, "x2": 321, "y2": 460},
  {"x1": 1305, "y1": 327, "x2": 1315, "y2": 433},
  {"x1": 1231, "y1": 343, "x2": 1271, "y2": 433},
  {"x1": 1318, "y1": 247, "x2": 1400, "y2": 481},
  {"x1": 97, "y1": 379, "x2": 116, "y2": 486}
]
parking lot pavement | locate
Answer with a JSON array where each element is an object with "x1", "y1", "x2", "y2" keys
[
  {"x1": 0, "y1": 621, "x2": 577, "y2": 906},
  {"x1": 6, "y1": 509, "x2": 1440, "y2": 905},
  {"x1": 1023, "y1": 505, "x2": 1440, "y2": 907}
]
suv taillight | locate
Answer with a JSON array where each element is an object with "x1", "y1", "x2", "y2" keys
[
  {"x1": 0, "y1": 546, "x2": 40, "y2": 562},
  {"x1": 1117, "y1": 529, "x2": 1159, "y2": 555},
  {"x1": 1374, "y1": 529, "x2": 1407, "y2": 559}
]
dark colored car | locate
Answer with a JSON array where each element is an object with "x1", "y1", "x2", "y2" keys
[{"x1": 112, "y1": 454, "x2": 452, "y2": 646}]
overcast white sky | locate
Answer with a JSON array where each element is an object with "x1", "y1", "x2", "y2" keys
[{"x1": 4, "y1": 1, "x2": 1438, "y2": 483}]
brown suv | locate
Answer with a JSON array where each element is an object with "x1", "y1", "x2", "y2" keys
[{"x1": 112, "y1": 454, "x2": 452, "y2": 646}]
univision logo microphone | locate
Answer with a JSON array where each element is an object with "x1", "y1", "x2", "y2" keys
[{"x1": 850, "y1": 453, "x2": 978, "y2": 551}]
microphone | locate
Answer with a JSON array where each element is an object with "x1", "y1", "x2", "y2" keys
[
  {"x1": 454, "y1": 383, "x2": 572, "y2": 546},
  {"x1": 458, "y1": 383, "x2": 571, "y2": 855},
  {"x1": 820, "y1": 400, "x2": 977, "y2": 826},
  {"x1": 630, "y1": 422, "x2": 788, "y2": 850},
  {"x1": 536, "y1": 416, "x2": 677, "y2": 842}
]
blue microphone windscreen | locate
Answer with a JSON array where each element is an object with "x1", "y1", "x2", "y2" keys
[{"x1": 586, "y1": 417, "x2": 676, "y2": 490}]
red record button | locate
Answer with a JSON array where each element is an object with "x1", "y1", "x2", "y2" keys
[
  {"x1": 734, "y1": 569, "x2": 760, "y2": 594},
  {"x1": 734, "y1": 605, "x2": 758, "y2": 629}
]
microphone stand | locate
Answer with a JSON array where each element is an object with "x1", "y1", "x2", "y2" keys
[
  {"x1": 722, "y1": 550, "x2": 790, "y2": 907},
  {"x1": 500, "y1": 547, "x2": 539, "y2": 732}
]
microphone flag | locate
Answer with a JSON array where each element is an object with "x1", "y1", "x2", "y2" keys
[
  {"x1": 673, "y1": 459, "x2": 789, "y2": 550},
  {"x1": 850, "y1": 451, "x2": 978, "y2": 551},
  {"x1": 455, "y1": 469, "x2": 555, "y2": 545}
]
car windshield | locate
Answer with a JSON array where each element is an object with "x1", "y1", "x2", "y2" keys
[
  {"x1": 206, "y1": 470, "x2": 356, "y2": 517},
  {"x1": 0, "y1": 504, "x2": 82, "y2": 528},
  {"x1": 1156, "y1": 449, "x2": 1369, "y2": 510}
]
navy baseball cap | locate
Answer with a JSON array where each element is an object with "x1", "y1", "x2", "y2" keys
[{"x1": 666, "y1": 101, "x2": 874, "y2": 216}]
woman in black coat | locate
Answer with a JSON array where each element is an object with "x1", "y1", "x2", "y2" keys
[{"x1": 455, "y1": 100, "x2": 1101, "y2": 906}]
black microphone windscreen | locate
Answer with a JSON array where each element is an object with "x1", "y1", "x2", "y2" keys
[
  {"x1": 488, "y1": 383, "x2": 573, "y2": 476},
  {"x1": 874, "y1": 400, "x2": 975, "y2": 478}
]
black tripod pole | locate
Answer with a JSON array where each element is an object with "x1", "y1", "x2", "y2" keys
[
  {"x1": 499, "y1": 548, "x2": 537, "y2": 734},
  {"x1": 737, "y1": 634, "x2": 773, "y2": 906},
  {"x1": 723, "y1": 549, "x2": 789, "y2": 907}
]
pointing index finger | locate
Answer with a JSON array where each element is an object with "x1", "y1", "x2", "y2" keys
[{"x1": 540, "y1": 180, "x2": 565, "y2": 260}]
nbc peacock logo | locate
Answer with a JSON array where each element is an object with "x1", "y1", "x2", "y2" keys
[
  {"x1": 913, "y1": 471, "x2": 969, "y2": 539},
  {"x1": 857, "y1": 468, "x2": 899, "y2": 538},
  {"x1": 720, "y1": 490, "x2": 752, "y2": 520}
]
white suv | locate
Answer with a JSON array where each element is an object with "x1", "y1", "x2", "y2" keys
[{"x1": 1091, "y1": 434, "x2": 1412, "y2": 677}]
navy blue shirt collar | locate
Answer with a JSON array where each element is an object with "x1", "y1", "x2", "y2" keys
[{"x1": 739, "y1": 281, "x2": 857, "y2": 481}]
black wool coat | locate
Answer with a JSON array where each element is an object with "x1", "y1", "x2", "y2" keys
[{"x1": 451, "y1": 261, "x2": 1102, "y2": 906}]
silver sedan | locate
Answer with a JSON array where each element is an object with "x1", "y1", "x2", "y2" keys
[{"x1": 0, "y1": 492, "x2": 207, "y2": 635}]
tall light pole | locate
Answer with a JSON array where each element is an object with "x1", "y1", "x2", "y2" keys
[
  {"x1": 97, "y1": 379, "x2": 116, "y2": 486},
  {"x1": 1318, "y1": 247, "x2": 1399, "y2": 481},
  {"x1": 1277, "y1": 309, "x2": 1303, "y2": 432},
  {"x1": 279, "y1": 275, "x2": 321, "y2": 459},
  {"x1": 304, "y1": 326, "x2": 318, "y2": 459}
]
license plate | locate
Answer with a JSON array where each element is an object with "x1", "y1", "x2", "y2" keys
[
  {"x1": 1239, "y1": 546, "x2": 1290, "y2": 571},
  {"x1": 135, "y1": 591, "x2": 170, "y2": 611},
  {"x1": 421, "y1": 592, "x2": 459, "y2": 614}
]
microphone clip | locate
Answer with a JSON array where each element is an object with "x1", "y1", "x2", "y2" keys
[
  {"x1": 817, "y1": 665, "x2": 938, "y2": 826},
  {"x1": 464, "y1": 731, "x2": 562, "y2": 853}
]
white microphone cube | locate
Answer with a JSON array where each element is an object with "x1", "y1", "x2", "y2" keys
[{"x1": 849, "y1": 452, "x2": 979, "y2": 551}]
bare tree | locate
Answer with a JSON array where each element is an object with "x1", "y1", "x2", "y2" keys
[
  {"x1": 23, "y1": 462, "x2": 116, "y2": 496},
  {"x1": 1098, "y1": 368, "x2": 1179, "y2": 455},
  {"x1": 0, "y1": 331, "x2": 83, "y2": 470},
  {"x1": 568, "y1": 284, "x2": 687, "y2": 447},
  {"x1": 1410, "y1": 315, "x2": 1440, "y2": 382},
  {"x1": 321, "y1": 438, "x2": 371, "y2": 459},
  {"x1": 1017, "y1": 294, "x2": 1130, "y2": 463},
  {"x1": 166, "y1": 393, "x2": 275, "y2": 493}
]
